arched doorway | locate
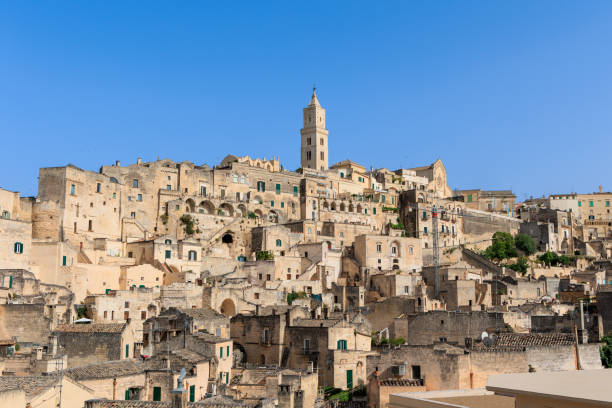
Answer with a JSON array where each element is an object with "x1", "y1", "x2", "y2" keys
[
  {"x1": 199, "y1": 200, "x2": 216, "y2": 214},
  {"x1": 222, "y1": 233, "x2": 234, "y2": 244},
  {"x1": 220, "y1": 298, "x2": 236, "y2": 317},
  {"x1": 186, "y1": 199, "x2": 196, "y2": 213}
]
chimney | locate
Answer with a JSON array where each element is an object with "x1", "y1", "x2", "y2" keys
[
  {"x1": 34, "y1": 347, "x2": 43, "y2": 360},
  {"x1": 137, "y1": 157, "x2": 142, "y2": 165},
  {"x1": 278, "y1": 385, "x2": 294, "y2": 408},
  {"x1": 115, "y1": 160, "x2": 120, "y2": 167},
  {"x1": 172, "y1": 368, "x2": 188, "y2": 408},
  {"x1": 48, "y1": 335, "x2": 58, "y2": 355}
]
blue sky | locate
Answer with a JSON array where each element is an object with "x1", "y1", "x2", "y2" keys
[{"x1": 1, "y1": 2, "x2": 611, "y2": 200}]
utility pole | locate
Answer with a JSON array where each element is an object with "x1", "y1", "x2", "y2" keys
[{"x1": 432, "y1": 205, "x2": 440, "y2": 299}]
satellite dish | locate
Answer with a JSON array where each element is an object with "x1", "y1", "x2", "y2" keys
[
  {"x1": 483, "y1": 337, "x2": 493, "y2": 347},
  {"x1": 481, "y1": 331, "x2": 489, "y2": 340}
]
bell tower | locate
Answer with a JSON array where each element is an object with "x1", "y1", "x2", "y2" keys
[{"x1": 300, "y1": 88, "x2": 329, "y2": 171}]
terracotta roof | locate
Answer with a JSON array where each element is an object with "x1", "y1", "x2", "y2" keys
[
  {"x1": 472, "y1": 333, "x2": 575, "y2": 351},
  {"x1": 84, "y1": 395, "x2": 261, "y2": 408},
  {"x1": 0, "y1": 375, "x2": 60, "y2": 397},
  {"x1": 55, "y1": 323, "x2": 126, "y2": 333},
  {"x1": 379, "y1": 378, "x2": 423, "y2": 387},
  {"x1": 65, "y1": 359, "x2": 146, "y2": 380}
]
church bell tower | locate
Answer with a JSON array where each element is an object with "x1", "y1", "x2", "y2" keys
[{"x1": 300, "y1": 88, "x2": 329, "y2": 171}]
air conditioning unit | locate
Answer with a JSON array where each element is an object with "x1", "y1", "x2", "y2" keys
[{"x1": 392, "y1": 364, "x2": 406, "y2": 376}]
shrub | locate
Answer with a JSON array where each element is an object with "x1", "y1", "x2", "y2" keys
[
  {"x1": 180, "y1": 214, "x2": 196, "y2": 235},
  {"x1": 287, "y1": 291, "x2": 307, "y2": 305},
  {"x1": 601, "y1": 333, "x2": 612, "y2": 368},
  {"x1": 515, "y1": 233, "x2": 536, "y2": 255},
  {"x1": 483, "y1": 232, "x2": 517, "y2": 260},
  {"x1": 255, "y1": 251, "x2": 274, "y2": 261}
]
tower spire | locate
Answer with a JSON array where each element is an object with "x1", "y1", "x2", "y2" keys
[{"x1": 309, "y1": 85, "x2": 320, "y2": 107}]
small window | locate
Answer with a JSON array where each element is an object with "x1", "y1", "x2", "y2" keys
[
  {"x1": 70, "y1": 184, "x2": 76, "y2": 195},
  {"x1": 276, "y1": 184, "x2": 281, "y2": 194},
  {"x1": 281, "y1": 202, "x2": 285, "y2": 208},
  {"x1": 271, "y1": 200, "x2": 275, "y2": 207},
  {"x1": 166, "y1": 185, "x2": 171, "y2": 190},
  {"x1": 88, "y1": 220, "x2": 93, "y2": 232},
  {"x1": 373, "y1": 207, "x2": 377, "y2": 215},
  {"x1": 133, "y1": 179, "x2": 139, "y2": 188},
  {"x1": 165, "y1": 250, "x2": 171, "y2": 259},
  {"x1": 376, "y1": 244, "x2": 382, "y2": 252},
  {"x1": 13, "y1": 242, "x2": 23, "y2": 254},
  {"x1": 137, "y1": 194, "x2": 142, "y2": 202},
  {"x1": 293, "y1": 186, "x2": 298, "y2": 196},
  {"x1": 276, "y1": 239, "x2": 282, "y2": 247},
  {"x1": 96, "y1": 183, "x2": 101, "y2": 193}
]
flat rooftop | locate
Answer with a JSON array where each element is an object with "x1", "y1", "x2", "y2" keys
[{"x1": 486, "y1": 369, "x2": 612, "y2": 404}]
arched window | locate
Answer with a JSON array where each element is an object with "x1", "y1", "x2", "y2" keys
[
  {"x1": 14, "y1": 242, "x2": 23, "y2": 254},
  {"x1": 276, "y1": 239, "x2": 282, "y2": 247},
  {"x1": 188, "y1": 250, "x2": 197, "y2": 261},
  {"x1": 165, "y1": 239, "x2": 172, "y2": 245}
]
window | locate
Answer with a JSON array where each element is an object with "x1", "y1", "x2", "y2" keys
[
  {"x1": 133, "y1": 179, "x2": 139, "y2": 188},
  {"x1": 340, "y1": 172, "x2": 345, "y2": 178},
  {"x1": 166, "y1": 185, "x2": 171, "y2": 190},
  {"x1": 424, "y1": 226, "x2": 428, "y2": 234},
  {"x1": 137, "y1": 194, "x2": 142, "y2": 201},
  {"x1": 113, "y1": 192, "x2": 116, "y2": 199},
  {"x1": 189, "y1": 385, "x2": 195, "y2": 403},
  {"x1": 233, "y1": 174, "x2": 238, "y2": 183},
  {"x1": 14, "y1": 242, "x2": 23, "y2": 254},
  {"x1": 276, "y1": 239, "x2": 282, "y2": 247},
  {"x1": 263, "y1": 328, "x2": 270, "y2": 344},
  {"x1": 62, "y1": 255, "x2": 67, "y2": 266},
  {"x1": 103, "y1": 311, "x2": 107, "y2": 318},
  {"x1": 141, "y1": 311, "x2": 146, "y2": 320},
  {"x1": 404, "y1": 286, "x2": 410, "y2": 294},
  {"x1": 153, "y1": 387, "x2": 161, "y2": 401},
  {"x1": 409, "y1": 246, "x2": 414, "y2": 255},
  {"x1": 271, "y1": 200, "x2": 275, "y2": 207},
  {"x1": 201, "y1": 186, "x2": 207, "y2": 196},
  {"x1": 392, "y1": 246, "x2": 397, "y2": 255},
  {"x1": 304, "y1": 338, "x2": 310, "y2": 352},
  {"x1": 276, "y1": 183, "x2": 281, "y2": 194},
  {"x1": 257, "y1": 181, "x2": 265, "y2": 192},
  {"x1": 88, "y1": 220, "x2": 93, "y2": 232},
  {"x1": 320, "y1": 138, "x2": 324, "y2": 145},
  {"x1": 281, "y1": 202, "x2": 285, "y2": 208},
  {"x1": 165, "y1": 250, "x2": 171, "y2": 259},
  {"x1": 607, "y1": 201, "x2": 610, "y2": 207},
  {"x1": 306, "y1": 151, "x2": 312, "y2": 161},
  {"x1": 422, "y1": 211, "x2": 427, "y2": 220},
  {"x1": 188, "y1": 250, "x2": 197, "y2": 261},
  {"x1": 293, "y1": 186, "x2": 298, "y2": 196},
  {"x1": 221, "y1": 189, "x2": 225, "y2": 198},
  {"x1": 125, "y1": 344, "x2": 130, "y2": 358},
  {"x1": 337, "y1": 339, "x2": 347, "y2": 350},
  {"x1": 373, "y1": 207, "x2": 377, "y2": 215},
  {"x1": 130, "y1": 212, "x2": 136, "y2": 218},
  {"x1": 220, "y1": 347, "x2": 223, "y2": 358},
  {"x1": 96, "y1": 183, "x2": 101, "y2": 193},
  {"x1": 376, "y1": 244, "x2": 382, "y2": 252},
  {"x1": 70, "y1": 184, "x2": 76, "y2": 195},
  {"x1": 266, "y1": 274, "x2": 271, "y2": 281},
  {"x1": 590, "y1": 201, "x2": 594, "y2": 207},
  {"x1": 320, "y1": 152, "x2": 324, "y2": 160},
  {"x1": 411, "y1": 365, "x2": 421, "y2": 379},
  {"x1": 578, "y1": 201, "x2": 582, "y2": 207},
  {"x1": 467, "y1": 194, "x2": 472, "y2": 203},
  {"x1": 307, "y1": 137, "x2": 312, "y2": 145}
]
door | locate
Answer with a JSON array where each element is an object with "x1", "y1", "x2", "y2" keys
[
  {"x1": 153, "y1": 387, "x2": 161, "y2": 401},
  {"x1": 189, "y1": 385, "x2": 195, "y2": 402},
  {"x1": 346, "y1": 369, "x2": 353, "y2": 389}
]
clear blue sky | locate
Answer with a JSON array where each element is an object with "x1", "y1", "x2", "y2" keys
[{"x1": 2, "y1": 2, "x2": 611, "y2": 200}]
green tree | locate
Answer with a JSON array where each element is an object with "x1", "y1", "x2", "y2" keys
[
  {"x1": 601, "y1": 333, "x2": 612, "y2": 368},
  {"x1": 484, "y1": 232, "x2": 517, "y2": 260},
  {"x1": 515, "y1": 233, "x2": 537, "y2": 255},
  {"x1": 538, "y1": 251, "x2": 557, "y2": 266},
  {"x1": 505, "y1": 256, "x2": 529, "y2": 275}
]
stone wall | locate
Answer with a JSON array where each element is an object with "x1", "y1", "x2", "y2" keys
[
  {"x1": 0, "y1": 304, "x2": 52, "y2": 347},
  {"x1": 56, "y1": 331, "x2": 123, "y2": 368}
]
